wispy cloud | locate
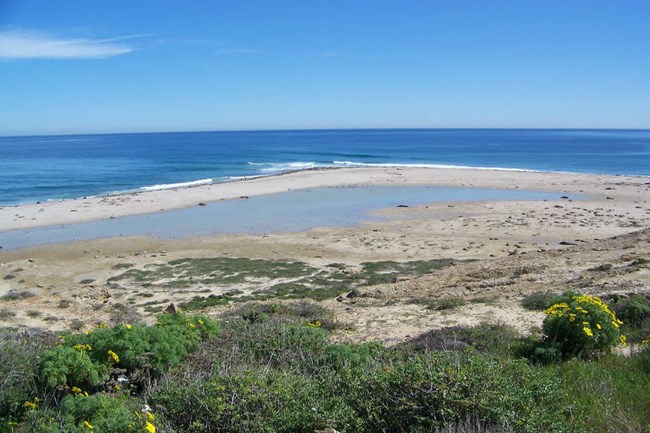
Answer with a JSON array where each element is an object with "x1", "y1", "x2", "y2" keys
[{"x1": 0, "y1": 30, "x2": 142, "y2": 59}]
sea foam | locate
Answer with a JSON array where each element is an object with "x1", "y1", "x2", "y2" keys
[{"x1": 140, "y1": 178, "x2": 214, "y2": 191}]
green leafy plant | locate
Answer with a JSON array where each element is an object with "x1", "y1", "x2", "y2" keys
[
  {"x1": 22, "y1": 392, "x2": 156, "y2": 433},
  {"x1": 39, "y1": 312, "x2": 219, "y2": 389}
]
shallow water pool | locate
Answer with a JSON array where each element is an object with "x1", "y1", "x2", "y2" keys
[{"x1": 0, "y1": 186, "x2": 567, "y2": 250}]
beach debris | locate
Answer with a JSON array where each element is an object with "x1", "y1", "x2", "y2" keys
[
  {"x1": 396, "y1": 204, "x2": 409, "y2": 208},
  {"x1": 198, "y1": 202, "x2": 206, "y2": 206}
]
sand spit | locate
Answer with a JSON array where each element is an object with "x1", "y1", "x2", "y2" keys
[{"x1": 2, "y1": 166, "x2": 649, "y2": 232}]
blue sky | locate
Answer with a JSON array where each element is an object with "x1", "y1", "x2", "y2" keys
[{"x1": 1, "y1": 0, "x2": 649, "y2": 135}]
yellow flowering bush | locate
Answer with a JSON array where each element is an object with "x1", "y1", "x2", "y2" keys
[{"x1": 539, "y1": 293, "x2": 625, "y2": 360}]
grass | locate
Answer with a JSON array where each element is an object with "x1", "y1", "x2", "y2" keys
[
  {"x1": 0, "y1": 290, "x2": 35, "y2": 301},
  {"x1": 0, "y1": 309, "x2": 16, "y2": 319},
  {"x1": 521, "y1": 291, "x2": 562, "y2": 311},
  {"x1": 408, "y1": 296, "x2": 467, "y2": 311}
]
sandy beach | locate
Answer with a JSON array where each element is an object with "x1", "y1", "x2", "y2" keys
[
  {"x1": 1, "y1": 167, "x2": 649, "y2": 344},
  {"x1": 2, "y1": 166, "x2": 649, "y2": 232}
]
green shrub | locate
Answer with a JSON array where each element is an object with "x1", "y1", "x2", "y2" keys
[
  {"x1": 218, "y1": 318, "x2": 328, "y2": 371},
  {"x1": 21, "y1": 393, "x2": 156, "y2": 433},
  {"x1": 613, "y1": 295, "x2": 650, "y2": 327},
  {"x1": 153, "y1": 370, "x2": 361, "y2": 433},
  {"x1": 39, "y1": 313, "x2": 219, "y2": 389},
  {"x1": 536, "y1": 293, "x2": 624, "y2": 360},
  {"x1": 39, "y1": 345, "x2": 110, "y2": 389},
  {"x1": 153, "y1": 352, "x2": 575, "y2": 433}
]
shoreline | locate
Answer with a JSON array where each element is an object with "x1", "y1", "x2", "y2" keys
[{"x1": 2, "y1": 166, "x2": 649, "y2": 234}]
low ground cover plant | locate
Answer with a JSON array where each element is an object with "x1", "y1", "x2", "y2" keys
[{"x1": 1, "y1": 294, "x2": 649, "y2": 432}]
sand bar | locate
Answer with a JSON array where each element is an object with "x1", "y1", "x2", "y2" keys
[{"x1": 2, "y1": 166, "x2": 649, "y2": 233}]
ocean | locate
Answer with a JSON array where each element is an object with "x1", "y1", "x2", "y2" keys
[{"x1": 1, "y1": 129, "x2": 649, "y2": 206}]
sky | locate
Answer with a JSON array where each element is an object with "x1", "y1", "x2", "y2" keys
[{"x1": 1, "y1": 0, "x2": 649, "y2": 135}]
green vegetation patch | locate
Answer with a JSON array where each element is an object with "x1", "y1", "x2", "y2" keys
[
  {"x1": 110, "y1": 257, "x2": 467, "y2": 305},
  {"x1": 109, "y1": 257, "x2": 316, "y2": 289}
]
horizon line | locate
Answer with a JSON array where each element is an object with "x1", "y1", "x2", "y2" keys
[{"x1": 2, "y1": 126, "x2": 650, "y2": 138}]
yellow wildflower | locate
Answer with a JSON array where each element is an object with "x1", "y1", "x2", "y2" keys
[
  {"x1": 107, "y1": 350, "x2": 120, "y2": 363},
  {"x1": 83, "y1": 420, "x2": 93, "y2": 430},
  {"x1": 74, "y1": 344, "x2": 92, "y2": 351},
  {"x1": 596, "y1": 323, "x2": 601, "y2": 330},
  {"x1": 71, "y1": 386, "x2": 82, "y2": 394},
  {"x1": 125, "y1": 324, "x2": 132, "y2": 330},
  {"x1": 145, "y1": 421, "x2": 156, "y2": 433},
  {"x1": 146, "y1": 412, "x2": 155, "y2": 420},
  {"x1": 189, "y1": 323, "x2": 196, "y2": 329},
  {"x1": 544, "y1": 302, "x2": 570, "y2": 317},
  {"x1": 198, "y1": 319, "x2": 204, "y2": 326},
  {"x1": 23, "y1": 401, "x2": 37, "y2": 411},
  {"x1": 583, "y1": 327, "x2": 593, "y2": 337},
  {"x1": 620, "y1": 335, "x2": 627, "y2": 346}
]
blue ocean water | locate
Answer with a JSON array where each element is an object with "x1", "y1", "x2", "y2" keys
[{"x1": 1, "y1": 129, "x2": 649, "y2": 206}]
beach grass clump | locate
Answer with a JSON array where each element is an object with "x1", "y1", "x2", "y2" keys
[
  {"x1": 609, "y1": 294, "x2": 650, "y2": 343},
  {"x1": 521, "y1": 291, "x2": 561, "y2": 311},
  {"x1": 0, "y1": 329, "x2": 57, "y2": 426},
  {"x1": 398, "y1": 323, "x2": 520, "y2": 357},
  {"x1": 549, "y1": 353, "x2": 650, "y2": 431},
  {"x1": 530, "y1": 292, "x2": 625, "y2": 362},
  {"x1": 407, "y1": 296, "x2": 467, "y2": 311},
  {"x1": 1, "y1": 290, "x2": 35, "y2": 301}
]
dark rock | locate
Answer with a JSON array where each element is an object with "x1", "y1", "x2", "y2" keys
[
  {"x1": 346, "y1": 289, "x2": 359, "y2": 299},
  {"x1": 559, "y1": 241, "x2": 578, "y2": 246},
  {"x1": 164, "y1": 303, "x2": 178, "y2": 314},
  {"x1": 79, "y1": 279, "x2": 95, "y2": 285},
  {"x1": 198, "y1": 202, "x2": 207, "y2": 206},
  {"x1": 396, "y1": 204, "x2": 409, "y2": 208}
]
